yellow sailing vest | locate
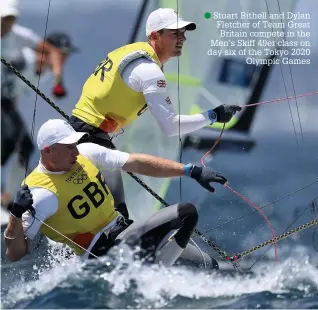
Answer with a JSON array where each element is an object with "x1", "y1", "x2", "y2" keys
[
  {"x1": 24, "y1": 155, "x2": 117, "y2": 255},
  {"x1": 72, "y1": 42, "x2": 162, "y2": 133}
]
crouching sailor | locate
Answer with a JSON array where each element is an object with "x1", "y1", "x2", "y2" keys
[{"x1": 4, "y1": 119, "x2": 223, "y2": 268}]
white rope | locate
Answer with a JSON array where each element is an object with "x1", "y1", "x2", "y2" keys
[{"x1": 36, "y1": 216, "x2": 98, "y2": 258}]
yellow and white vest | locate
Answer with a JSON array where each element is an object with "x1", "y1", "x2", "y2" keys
[
  {"x1": 24, "y1": 155, "x2": 117, "y2": 255},
  {"x1": 72, "y1": 42, "x2": 161, "y2": 133}
]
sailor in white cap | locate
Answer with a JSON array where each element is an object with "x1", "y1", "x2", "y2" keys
[
  {"x1": 69, "y1": 8, "x2": 241, "y2": 219},
  {"x1": 145, "y1": 8, "x2": 196, "y2": 59},
  {"x1": 5, "y1": 118, "x2": 225, "y2": 269}
]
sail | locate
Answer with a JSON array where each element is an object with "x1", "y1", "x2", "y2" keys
[{"x1": 114, "y1": 0, "x2": 298, "y2": 219}]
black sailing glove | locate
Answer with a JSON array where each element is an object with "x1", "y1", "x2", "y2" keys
[
  {"x1": 190, "y1": 166, "x2": 227, "y2": 193},
  {"x1": 213, "y1": 104, "x2": 242, "y2": 123},
  {"x1": 11, "y1": 185, "x2": 35, "y2": 218}
]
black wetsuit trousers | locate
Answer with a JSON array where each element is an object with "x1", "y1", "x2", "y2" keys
[
  {"x1": 69, "y1": 116, "x2": 218, "y2": 269},
  {"x1": 1, "y1": 97, "x2": 34, "y2": 167},
  {"x1": 91, "y1": 203, "x2": 196, "y2": 260},
  {"x1": 90, "y1": 203, "x2": 218, "y2": 269}
]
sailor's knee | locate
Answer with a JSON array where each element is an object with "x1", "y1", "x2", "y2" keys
[{"x1": 177, "y1": 202, "x2": 198, "y2": 227}]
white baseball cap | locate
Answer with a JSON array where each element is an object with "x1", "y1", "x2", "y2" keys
[
  {"x1": 146, "y1": 8, "x2": 196, "y2": 37},
  {"x1": 1, "y1": 0, "x2": 19, "y2": 17},
  {"x1": 37, "y1": 119, "x2": 88, "y2": 150}
]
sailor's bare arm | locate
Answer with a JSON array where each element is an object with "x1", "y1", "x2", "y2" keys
[{"x1": 4, "y1": 216, "x2": 29, "y2": 262}]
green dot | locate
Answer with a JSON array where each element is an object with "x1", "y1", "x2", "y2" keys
[{"x1": 204, "y1": 12, "x2": 212, "y2": 19}]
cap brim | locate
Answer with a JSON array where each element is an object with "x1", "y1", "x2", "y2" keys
[
  {"x1": 165, "y1": 21, "x2": 196, "y2": 31},
  {"x1": 58, "y1": 132, "x2": 88, "y2": 145}
]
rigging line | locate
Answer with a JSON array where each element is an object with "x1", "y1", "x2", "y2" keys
[
  {"x1": 196, "y1": 179, "x2": 318, "y2": 235},
  {"x1": 229, "y1": 218, "x2": 318, "y2": 264},
  {"x1": 243, "y1": 91, "x2": 318, "y2": 107},
  {"x1": 1, "y1": 57, "x2": 69, "y2": 119},
  {"x1": 225, "y1": 183, "x2": 278, "y2": 261},
  {"x1": 160, "y1": 4, "x2": 234, "y2": 268},
  {"x1": 0, "y1": 57, "x2": 224, "y2": 256},
  {"x1": 199, "y1": 131, "x2": 279, "y2": 258},
  {"x1": 199, "y1": 2, "x2": 316, "y2": 251},
  {"x1": 277, "y1": 0, "x2": 304, "y2": 143},
  {"x1": 199, "y1": 121, "x2": 278, "y2": 257},
  {"x1": 6, "y1": 0, "x2": 53, "y2": 241},
  {"x1": 199, "y1": 125, "x2": 278, "y2": 261},
  {"x1": 198, "y1": 90, "x2": 318, "y2": 165},
  {"x1": 207, "y1": 1, "x2": 313, "y2": 259},
  {"x1": 177, "y1": 0, "x2": 183, "y2": 202},
  {"x1": 264, "y1": 0, "x2": 299, "y2": 147},
  {"x1": 35, "y1": 216, "x2": 98, "y2": 259},
  {"x1": 310, "y1": 197, "x2": 318, "y2": 252},
  {"x1": 245, "y1": 199, "x2": 312, "y2": 271},
  {"x1": 23, "y1": 0, "x2": 52, "y2": 181},
  {"x1": 21, "y1": 0, "x2": 53, "y2": 232},
  {"x1": 201, "y1": 124, "x2": 225, "y2": 167}
]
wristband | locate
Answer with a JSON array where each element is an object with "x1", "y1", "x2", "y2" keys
[
  {"x1": 208, "y1": 110, "x2": 218, "y2": 124},
  {"x1": 184, "y1": 163, "x2": 194, "y2": 176}
]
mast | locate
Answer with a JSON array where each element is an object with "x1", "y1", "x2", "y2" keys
[{"x1": 128, "y1": 0, "x2": 149, "y2": 44}]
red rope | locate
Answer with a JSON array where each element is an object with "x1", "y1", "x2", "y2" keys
[
  {"x1": 197, "y1": 90, "x2": 318, "y2": 260},
  {"x1": 243, "y1": 91, "x2": 318, "y2": 107},
  {"x1": 224, "y1": 184, "x2": 278, "y2": 261},
  {"x1": 200, "y1": 124, "x2": 225, "y2": 166},
  {"x1": 200, "y1": 125, "x2": 279, "y2": 260},
  {"x1": 200, "y1": 90, "x2": 318, "y2": 260}
]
